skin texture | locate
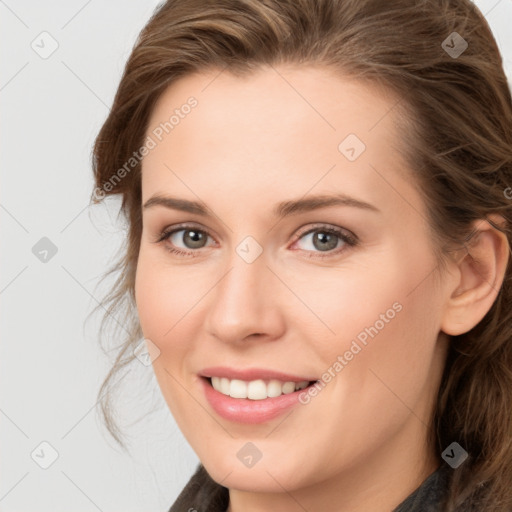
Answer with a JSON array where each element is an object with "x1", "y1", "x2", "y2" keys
[{"x1": 134, "y1": 65, "x2": 509, "y2": 512}]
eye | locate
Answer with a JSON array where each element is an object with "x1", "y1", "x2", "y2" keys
[
  {"x1": 154, "y1": 222, "x2": 358, "y2": 259},
  {"x1": 291, "y1": 224, "x2": 358, "y2": 258},
  {"x1": 155, "y1": 223, "x2": 215, "y2": 258},
  {"x1": 168, "y1": 228, "x2": 210, "y2": 249}
]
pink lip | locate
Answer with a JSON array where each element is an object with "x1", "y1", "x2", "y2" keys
[
  {"x1": 200, "y1": 377, "x2": 314, "y2": 424},
  {"x1": 199, "y1": 366, "x2": 317, "y2": 382}
]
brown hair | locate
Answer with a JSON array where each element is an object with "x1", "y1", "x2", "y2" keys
[{"x1": 91, "y1": 0, "x2": 512, "y2": 509}]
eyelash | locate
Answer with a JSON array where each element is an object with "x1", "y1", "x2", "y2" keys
[{"x1": 154, "y1": 222, "x2": 359, "y2": 259}]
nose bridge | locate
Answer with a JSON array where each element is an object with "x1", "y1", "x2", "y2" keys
[{"x1": 204, "y1": 245, "x2": 282, "y2": 342}]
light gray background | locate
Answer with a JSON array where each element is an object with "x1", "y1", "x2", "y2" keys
[{"x1": 1, "y1": 1, "x2": 511, "y2": 511}]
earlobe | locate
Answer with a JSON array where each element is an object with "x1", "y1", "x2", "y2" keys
[{"x1": 441, "y1": 215, "x2": 510, "y2": 336}]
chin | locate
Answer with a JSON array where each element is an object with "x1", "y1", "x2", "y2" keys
[{"x1": 200, "y1": 451, "x2": 310, "y2": 493}]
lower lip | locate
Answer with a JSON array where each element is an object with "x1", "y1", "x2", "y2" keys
[{"x1": 200, "y1": 377, "x2": 311, "y2": 424}]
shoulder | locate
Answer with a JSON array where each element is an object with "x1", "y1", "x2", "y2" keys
[{"x1": 393, "y1": 464, "x2": 510, "y2": 512}]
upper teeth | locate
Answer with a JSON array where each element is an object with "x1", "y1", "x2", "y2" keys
[{"x1": 211, "y1": 377, "x2": 310, "y2": 400}]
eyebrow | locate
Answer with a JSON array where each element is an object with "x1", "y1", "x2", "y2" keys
[{"x1": 143, "y1": 193, "x2": 380, "y2": 218}]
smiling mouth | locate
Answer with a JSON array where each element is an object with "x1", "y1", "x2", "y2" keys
[{"x1": 204, "y1": 376, "x2": 318, "y2": 400}]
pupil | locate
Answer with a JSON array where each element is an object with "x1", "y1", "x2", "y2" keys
[
  {"x1": 313, "y1": 232, "x2": 337, "y2": 251},
  {"x1": 184, "y1": 230, "x2": 205, "y2": 249}
]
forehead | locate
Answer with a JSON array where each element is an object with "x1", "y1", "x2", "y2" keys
[
  {"x1": 146, "y1": 64, "x2": 401, "y2": 150},
  {"x1": 141, "y1": 65, "x2": 422, "y2": 222}
]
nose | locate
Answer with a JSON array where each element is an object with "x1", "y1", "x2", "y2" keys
[{"x1": 204, "y1": 249, "x2": 286, "y2": 345}]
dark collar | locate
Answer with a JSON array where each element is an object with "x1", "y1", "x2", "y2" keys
[
  {"x1": 392, "y1": 464, "x2": 450, "y2": 511},
  {"x1": 170, "y1": 463, "x2": 457, "y2": 512}
]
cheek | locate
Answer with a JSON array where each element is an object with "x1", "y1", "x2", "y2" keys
[
  {"x1": 303, "y1": 241, "x2": 443, "y2": 406},
  {"x1": 134, "y1": 253, "x2": 201, "y2": 426},
  {"x1": 324, "y1": 259, "x2": 443, "y2": 433},
  {"x1": 135, "y1": 257, "x2": 164, "y2": 339},
  {"x1": 134, "y1": 248, "x2": 197, "y2": 342},
  {"x1": 285, "y1": 258, "x2": 423, "y2": 358}
]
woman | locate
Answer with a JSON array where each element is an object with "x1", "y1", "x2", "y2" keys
[{"x1": 91, "y1": 0, "x2": 512, "y2": 510}]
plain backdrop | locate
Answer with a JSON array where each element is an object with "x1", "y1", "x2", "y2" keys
[{"x1": 1, "y1": 1, "x2": 511, "y2": 511}]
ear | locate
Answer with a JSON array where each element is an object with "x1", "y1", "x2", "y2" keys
[{"x1": 441, "y1": 214, "x2": 510, "y2": 336}]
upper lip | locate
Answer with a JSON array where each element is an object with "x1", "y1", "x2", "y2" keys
[{"x1": 199, "y1": 366, "x2": 318, "y2": 382}]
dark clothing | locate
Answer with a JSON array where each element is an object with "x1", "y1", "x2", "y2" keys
[
  {"x1": 168, "y1": 462, "x2": 468, "y2": 512},
  {"x1": 169, "y1": 464, "x2": 229, "y2": 512}
]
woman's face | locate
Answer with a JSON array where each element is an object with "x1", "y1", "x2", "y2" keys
[{"x1": 135, "y1": 66, "x2": 452, "y2": 499}]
